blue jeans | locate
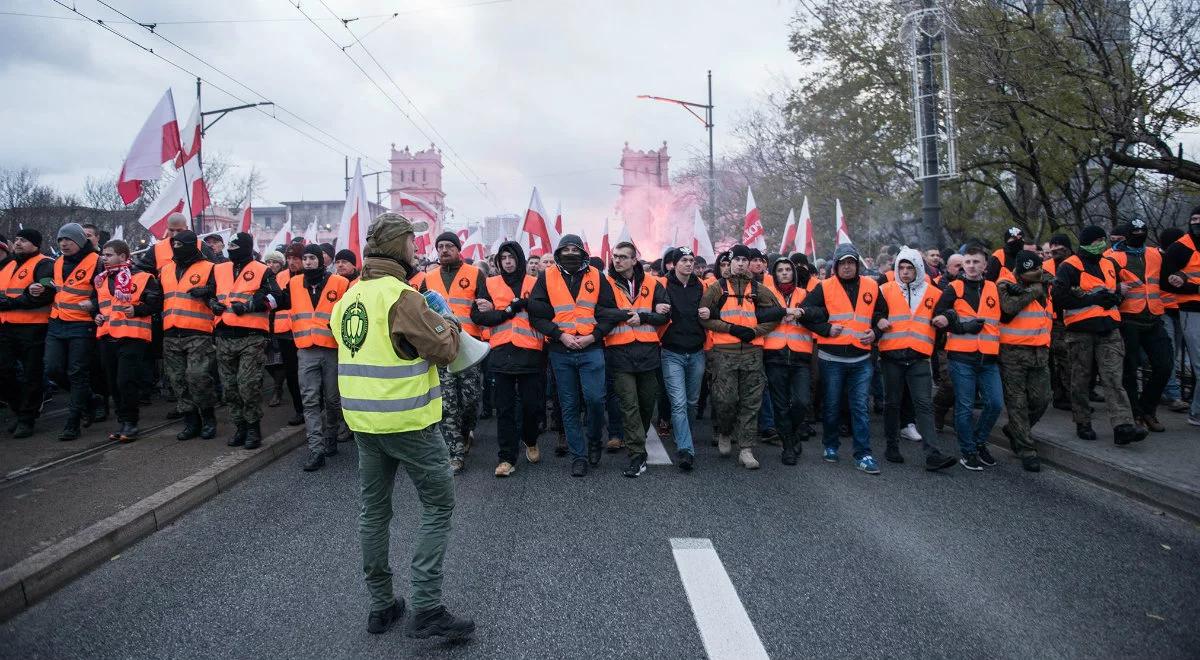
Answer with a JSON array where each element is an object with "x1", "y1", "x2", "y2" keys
[
  {"x1": 820, "y1": 357, "x2": 873, "y2": 459},
  {"x1": 947, "y1": 358, "x2": 1004, "y2": 455},
  {"x1": 1162, "y1": 314, "x2": 1182, "y2": 401},
  {"x1": 661, "y1": 349, "x2": 705, "y2": 454},
  {"x1": 758, "y1": 387, "x2": 775, "y2": 432},
  {"x1": 550, "y1": 348, "x2": 606, "y2": 461}
]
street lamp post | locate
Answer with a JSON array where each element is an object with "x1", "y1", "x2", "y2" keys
[{"x1": 637, "y1": 70, "x2": 715, "y2": 225}]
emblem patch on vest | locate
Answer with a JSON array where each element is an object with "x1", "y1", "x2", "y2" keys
[
  {"x1": 326, "y1": 290, "x2": 338, "y2": 302},
  {"x1": 17, "y1": 269, "x2": 27, "y2": 279},
  {"x1": 341, "y1": 298, "x2": 369, "y2": 357},
  {"x1": 458, "y1": 277, "x2": 470, "y2": 289},
  {"x1": 584, "y1": 280, "x2": 595, "y2": 293},
  {"x1": 863, "y1": 291, "x2": 873, "y2": 304},
  {"x1": 639, "y1": 285, "x2": 649, "y2": 298},
  {"x1": 189, "y1": 274, "x2": 201, "y2": 285},
  {"x1": 986, "y1": 296, "x2": 997, "y2": 308},
  {"x1": 924, "y1": 297, "x2": 934, "y2": 308},
  {"x1": 242, "y1": 270, "x2": 255, "y2": 281},
  {"x1": 73, "y1": 269, "x2": 86, "y2": 282}
]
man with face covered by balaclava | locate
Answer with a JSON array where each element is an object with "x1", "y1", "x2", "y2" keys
[
  {"x1": 161, "y1": 230, "x2": 219, "y2": 442},
  {"x1": 986, "y1": 226, "x2": 1026, "y2": 282},
  {"x1": 996, "y1": 250, "x2": 1054, "y2": 471},
  {"x1": 210, "y1": 232, "x2": 282, "y2": 450},
  {"x1": 1159, "y1": 205, "x2": 1200, "y2": 426}
]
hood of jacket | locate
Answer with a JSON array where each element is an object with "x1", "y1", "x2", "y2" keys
[
  {"x1": 495, "y1": 240, "x2": 527, "y2": 287},
  {"x1": 892, "y1": 246, "x2": 928, "y2": 312}
]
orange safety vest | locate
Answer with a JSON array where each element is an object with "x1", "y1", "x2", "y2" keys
[
  {"x1": 485, "y1": 275, "x2": 543, "y2": 350},
  {"x1": 546, "y1": 266, "x2": 599, "y2": 337},
  {"x1": 424, "y1": 263, "x2": 483, "y2": 338},
  {"x1": 710, "y1": 279, "x2": 765, "y2": 347},
  {"x1": 0, "y1": 255, "x2": 51, "y2": 325},
  {"x1": 990, "y1": 248, "x2": 1015, "y2": 282},
  {"x1": 1105, "y1": 249, "x2": 1164, "y2": 316},
  {"x1": 877, "y1": 281, "x2": 937, "y2": 356},
  {"x1": 410, "y1": 270, "x2": 426, "y2": 289},
  {"x1": 944, "y1": 279, "x2": 1001, "y2": 355},
  {"x1": 605, "y1": 274, "x2": 661, "y2": 347},
  {"x1": 1042, "y1": 258, "x2": 1059, "y2": 320},
  {"x1": 51, "y1": 252, "x2": 99, "y2": 322},
  {"x1": 289, "y1": 274, "x2": 349, "y2": 349},
  {"x1": 96, "y1": 271, "x2": 153, "y2": 341},
  {"x1": 272, "y1": 270, "x2": 293, "y2": 335},
  {"x1": 996, "y1": 272, "x2": 1052, "y2": 347},
  {"x1": 816, "y1": 276, "x2": 879, "y2": 351},
  {"x1": 214, "y1": 260, "x2": 270, "y2": 332},
  {"x1": 160, "y1": 260, "x2": 215, "y2": 333},
  {"x1": 1168, "y1": 234, "x2": 1200, "y2": 306},
  {"x1": 762, "y1": 280, "x2": 814, "y2": 353},
  {"x1": 1060, "y1": 255, "x2": 1121, "y2": 327}
]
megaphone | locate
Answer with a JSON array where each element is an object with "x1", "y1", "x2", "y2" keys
[{"x1": 423, "y1": 290, "x2": 490, "y2": 373}]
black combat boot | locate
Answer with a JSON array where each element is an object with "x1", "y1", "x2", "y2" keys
[
  {"x1": 199, "y1": 408, "x2": 217, "y2": 439},
  {"x1": 176, "y1": 410, "x2": 202, "y2": 441},
  {"x1": 59, "y1": 416, "x2": 81, "y2": 441},
  {"x1": 781, "y1": 434, "x2": 799, "y2": 466},
  {"x1": 405, "y1": 605, "x2": 475, "y2": 641},
  {"x1": 243, "y1": 421, "x2": 263, "y2": 449},
  {"x1": 884, "y1": 440, "x2": 904, "y2": 464},
  {"x1": 227, "y1": 422, "x2": 247, "y2": 447}
]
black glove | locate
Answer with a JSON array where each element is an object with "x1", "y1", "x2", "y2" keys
[
  {"x1": 0, "y1": 297, "x2": 13, "y2": 312},
  {"x1": 729, "y1": 325, "x2": 756, "y2": 342},
  {"x1": 209, "y1": 300, "x2": 228, "y2": 315},
  {"x1": 509, "y1": 297, "x2": 526, "y2": 312},
  {"x1": 187, "y1": 286, "x2": 210, "y2": 299},
  {"x1": 1098, "y1": 291, "x2": 1122, "y2": 308},
  {"x1": 230, "y1": 302, "x2": 248, "y2": 316},
  {"x1": 960, "y1": 319, "x2": 985, "y2": 334}
]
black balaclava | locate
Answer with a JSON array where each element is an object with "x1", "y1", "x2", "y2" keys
[
  {"x1": 1003, "y1": 226, "x2": 1024, "y2": 258},
  {"x1": 172, "y1": 230, "x2": 201, "y2": 265},
  {"x1": 228, "y1": 232, "x2": 255, "y2": 265},
  {"x1": 302, "y1": 244, "x2": 325, "y2": 287},
  {"x1": 1125, "y1": 219, "x2": 1148, "y2": 249},
  {"x1": 1189, "y1": 205, "x2": 1200, "y2": 240}
]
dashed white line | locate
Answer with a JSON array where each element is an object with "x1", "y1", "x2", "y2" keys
[
  {"x1": 670, "y1": 537, "x2": 769, "y2": 660},
  {"x1": 645, "y1": 426, "x2": 674, "y2": 465}
]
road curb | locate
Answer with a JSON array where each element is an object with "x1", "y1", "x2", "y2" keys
[
  {"x1": 0, "y1": 424, "x2": 306, "y2": 622},
  {"x1": 985, "y1": 428, "x2": 1200, "y2": 524}
]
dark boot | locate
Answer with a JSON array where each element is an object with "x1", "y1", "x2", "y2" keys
[
  {"x1": 121, "y1": 422, "x2": 139, "y2": 443},
  {"x1": 92, "y1": 395, "x2": 109, "y2": 423},
  {"x1": 1076, "y1": 423, "x2": 1097, "y2": 441},
  {"x1": 554, "y1": 432, "x2": 567, "y2": 456},
  {"x1": 165, "y1": 408, "x2": 183, "y2": 420},
  {"x1": 796, "y1": 420, "x2": 813, "y2": 441},
  {"x1": 12, "y1": 419, "x2": 34, "y2": 439},
  {"x1": 243, "y1": 421, "x2": 263, "y2": 449},
  {"x1": 287, "y1": 413, "x2": 304, "y2": 426},
  {"x1": 59, "y1": 416, "x2": 81, "y2": 442},
  {"x1": 884, "y1": 441, "x2": 905, "y2": 464},
  {"x1": 405, "y1": 605, "x2": 476, "y2": 641},
  {"x1": 176, "y1": 411, "x2": 202, "y2": 441},
  {"x1": 302, "y1": 451, "x2": 325, "y2": 471},
  {"x1": 587, "y1": 439, "x2": 602, "y2": 466},
  {"x1": 781, "y1": 434, "x2": 799, "y2": 466},
  {"x1": 227, "y1": 422, "x2": 248, "y2": 447},
  {"x1": 199, "y1": 408, "x2": 217, "y2": 439}
]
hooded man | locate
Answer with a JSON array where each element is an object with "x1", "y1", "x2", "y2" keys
[
  {"x1": 160, "y1": 230, "x2": 219, "y2": 442},
  {"x1": 44, "y1": 223, "x2": 103, "y2": 440},
  {"x1": 762, "y1": 256, "x2": 816, "y2": 466},
  {"x1": 1042, "y1": 234, "x2": 1075, "y2": 410},
  {"x1": 471, "y1": 241, "x2": 545, "y2": 477},
  {"x1": 986, "y1": 226, "x2": 1026, "y2": 282},
  {"x1": 278, "y1": 244, "x2": 351, "y2": 471},
  {"x1": 799, "y1": 243, "x2": 882, "y2": 474},
  {"x1": 872, "y1": 247, "x2": 958, "y2": 471},
  {"x1": 210, "y1": 231, "x2": 282, "y2": 450},
  {"x1": 419, "y1": 231, "x2": 489, "y2": 474},
  {"x1": 996, "y1": 250, "x2": 1054, "y2": 471},
  {"x1": 528, "y1": 234, "x2": 621, "y2": 477},
  {"x1": 699, "y1": 244, "x2": 781, "y2": 470},
  {"x1": 1106, "y1": 219, "x2": 1173, "y2": 432},
  {"x1": 1052, "y1": 225, "x2": 1147, "y2": 445},
  {"x1": 0, "y1": 228, "x2": 55, "y2": 437},
  {"x1": 330, "y1": 212, "x2": 474, "y2": 641},
  {"x1": 1158, "y1": 205, "x2": 1200, "y2": 426}
]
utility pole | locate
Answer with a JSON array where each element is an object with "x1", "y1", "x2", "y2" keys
[
  {"x1": 196, "y1": 78, "x2": 273, "y2": 234},
  {"x1": 638, "y1": 71, "x2": 716, "y2": 225},
  {"x1": 918, "y1": 0, "x2": 941, "y2": 249}
]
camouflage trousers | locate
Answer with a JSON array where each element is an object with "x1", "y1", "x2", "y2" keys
[
  {"x1": 163, "y1": 335, "x2": 217, "y2": 414},
  {"x1": 216, "y1": 334, "x2": 266, "y2": 425},
  {"x1": 437, "y1": 364, "x2": 481, "y2": 462},
  {"x1": 1066, "y1": 330, "x2": 1134, "y2": 428},
  {"x1": 1050, "y1": 324, "x2": 1072, "y2": 405},
  {"x1": 999, "y1": 345, "x2": 1051, "y2": 458},
  {"x1": 710, "y1": 349, "x2": 765, "y2": 449}
]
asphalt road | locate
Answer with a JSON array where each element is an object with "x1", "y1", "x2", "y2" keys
[{"x1": 2, "y1": 418, "x2": 1198, "y2": 659}]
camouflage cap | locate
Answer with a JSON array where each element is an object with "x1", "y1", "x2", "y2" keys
[{"x1": 365, "y1": 212, "x2": 429, "y2": 260}]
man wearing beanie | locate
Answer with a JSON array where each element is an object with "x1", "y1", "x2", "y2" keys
[
  {"x1": 1043, "y1": 234, "x2": 1075, "y2": 410},
  {"x1": 699, "y1": 243, "x2": 781, "y2": 470},
  {"x1": 335, "y1": 249, "x2": 360, "y2": 283},
  {"x1": 160, "y1": 230, "x2": 220, "y2": 442},
  {"x1": 0, "y1": 228, "x2": 55, "y2": 437},
  {"x1": 271, "y1": 242, "x2": 305, "y2": 424},
  {"x1": 528, "y1": 233, "x2": 621, "y2": 477},
  {"x1": 140, "y1": 212, "x2": 200, "y2": 275},
  {"x1": 996, "y1": 250, "x2": 1054, "y2": 471},
  {"x1": 276, "y1": 244, "x2": 351, "y2": 471},
  {"x1": 1052, "y1": 225, "x2": 1147, "y2": 445},
  {"x1": 986, "y1": 226, "x2": 1028, "y2": 282},
  {"x1": 330, "y1": 212, "x2": 474, "y2": 640},
  {"x1": 1159, "y1": 205, "x2": 1200, "y2": 425},
  {"x1": 210, "y1": 231, "x2": 283, "y2": 450},
  {"x1": 418, "y1": 230, "x2": 488, "y2": 474},
  {"x1": 1106, "y1": 219, "x2": 1173, "y2": 432},
  {"x1": 320, "y1": 243, "x2": 336, "y2": 271}
]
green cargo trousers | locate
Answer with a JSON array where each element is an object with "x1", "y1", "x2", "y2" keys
[
  {"x1": 613, "y1": 369, "x2": 658, "y2": 458},
  {"x1": 356, "y1": 423, "x2": 456, "y2": 613}
]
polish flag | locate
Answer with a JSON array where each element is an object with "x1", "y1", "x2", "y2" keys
[
  {"x1": 236, "y1": 185, "x2": 253, "y2": 233},
  {"x1": 554, "y1": 202, "x2": 563, "y2": 236},
  {"x1": 798, "y1": 196, "x2": 816, "y2": 258},
  {"x1": 336, "y1": 160, "x2": 372, "y2": 266},
  {"x1": 580, "y1": 229, "x2": 591, "y2": 255},
  {"x1": 521, "y1": 187, "x2": 555, "y2": 253},
  {"x1": 599, "y1": 216, "x2": 612, "y2": 264},
  {"x1": 303, "y1": 220, "x2": 319, "y2": 245},
  {"x1": 617, "y1": 220, "x2": 632, "y2": 246},
  {"x1": 112, "y1": 225, "x2": 124, "y2": 241},
  {"x1": 267, "y1": 219, "x2": 292, "y2": 253},
  {"x1": 461, "y1": 226, "x2": 486, "y2": 261},
  {"x1": 742, "y1": 188, "x2": 766, "y2": 249},
  {"x1": 395, "y1": 191, "x2": 440, "y2": 224},
  {"x1": 118, "y1": 88, "x2": 182, "y2": 204},
  {"x1": 456, "y1": 228, "x2": 470, "y2": 245},
  {"x1": 136, "y1": 163, "x2": 207, "y2": 237},
  {"x1": 175, "y1": 100, "x2": 202, "y2": 168},
  {"x1": 692, "y1": 208, "x2": 715, "y2": 261},
  {"x1": 779, "y1": 208, "x2": 798, "y2": 254},
  {"x1": 835, "y1": 198, "x2": 853, "y2": 246}
]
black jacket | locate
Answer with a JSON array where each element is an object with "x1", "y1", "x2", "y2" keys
[
  {"x1": 934, "y1": 276, "x2": 998, "y2": 364},
  {"x1": 528, "y1": 265, "x2": 622, "y2": 353},
  {"x1": 471, "y1": 241, "x2": 543, "y2": 374},
  {"x1": 604, "y1": 265, "x2": 669, "y2": 373},
  {"x1": 1051, "y1": 254, "x2": 1122, "y2": 335},
  {"x1": 763, "y1": 283, "x2": 812, "y2": 365},
  {"x1": 661, "y1": 271, "x2": 707, "y2": 354},
  {"x1": 1161, "y1": 238, "x2": 1200, "y2": 313},
  {"x1": 91, "y1": 265, "x2": 163, "y2": 341},
  {"x1": 0, "y1": 251, "x2": 55, "y2": 313},
  {"x1": 800, "y1": 276, "x2": 874, "y2": 360}
]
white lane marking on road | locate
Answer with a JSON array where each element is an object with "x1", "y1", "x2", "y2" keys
[
  {"x1": 645, "y1": 426, "x2": 673, "y2": 465},
  {"x1": 670, "y1": 538, "x2": 770, "y2": 660}
]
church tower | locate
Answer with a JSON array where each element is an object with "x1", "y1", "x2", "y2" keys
[{"x1": 389, "y1": 143, "x2": 445, "y2": 220}]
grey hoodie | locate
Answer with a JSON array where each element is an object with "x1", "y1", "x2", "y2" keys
[{"x1": 892, "y1": 247, "x2": 928, "y2": 313}]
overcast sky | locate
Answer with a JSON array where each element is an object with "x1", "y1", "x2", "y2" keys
[{"x1": 1, "y1": 0, "x2": 800, "y2": 233}]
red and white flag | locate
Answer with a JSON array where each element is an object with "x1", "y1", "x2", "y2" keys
[
  {"x1": 692, "y1": 207, "x2": 715, "y2": 261},
  {"x1": 742, "y1": 187, "x2": 766, "y2": 249},
  {"x1": 118, "y1": 88, "x2": 182, "y2": 204},
  {"x1": 267, "y1": 219, "x2": 292, "y2": 253},
  {"x1": 236, "y1": 184, "x2": 253, "y2": 233},
  {"x1": 456, "y1": 228, "x2": 470, "y2": 245},
  {"x1": 798, "y1": 196, "x2": 816, "y2": 258},
  {"x1": 336, "y1": 160, "x2": 372, "y2": 266},
  {"x1": 779, "y1": 208, "x2": 798, "y2": 254},
  {"x1": 554, "y1": 202, "x2": 563, "y2": 236},
  {"x1": 835, "y1": 198, "x2": 852, "y2": 246},
  {"x1": 461, "y1": 227, "x2": 486, "y2": 261},
  {"x1": 521, "y1": 187, "x2": 555, "y2": 253},
  {"x1": 303, "y1": 220, "x2": 320, "y2": 245},
  {"x1": 599, "y1": 216, "x2": 612, "y2": 264},
  {"x1": 175, "y1": 100, "x2": 202, "y2": 168},
  {"x1": 136, "y1": 164, "x2": 207, "y2": 238}
]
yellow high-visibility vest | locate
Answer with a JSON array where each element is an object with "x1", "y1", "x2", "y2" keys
[{"x1": 332, "y1": 276, "x2": 442, "y2": 433}]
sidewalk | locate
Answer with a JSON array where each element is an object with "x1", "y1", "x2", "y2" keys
[{"x1": 986, "y1": 405, "x2": 1199, "y2": 522}]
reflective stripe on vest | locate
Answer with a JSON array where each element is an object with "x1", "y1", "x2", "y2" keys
[
  {"x1": 424, "y1": 263, "x2": 483, "y2": 338},
  {"x1": 1060, "y1": 255, "x2": 1121, "y2": 326},
  {"x1": 1105, "y1": 248, "x2": 1165, "y2": 315},
  {"x1": 161, "y1": 260, "x2": 215, "y2": 333},
  {"x1": 546, "y1": 266, "x2": 599, "y2": 336},
  {"x1": 96, "y1": 271, "x2": 153, "y2": 341},
  {"x1": 605, "y1": 274, "x2": 660, "y2": 347},
  {"x1": 944, "y1": 279, "x2": 1001, "y2": 355},
  {"x1": 1171, "y1": 234, "x2": 1200, "y2": 306},
  {"x1": 214, "y1": 261, "x2": 270, "y2": 331},
  {"x1": 290, "y1": 274, "x2": 349, "y2": 349},
  {"x1": 816, "y1": 276, "x2": 879, "y2": 350},
  {"x1": 762, "y1": 280, "x2": 814, "y2": 353},
  {"x1": 876, "y1": 281, "x2": 936, "y2": 356},
  {"x1": 996, "y1": 272, "x2": 1051, "y2": 347},
  {"x1": 485, "y1": 275, "x2": 543, "y2": 350},
  {"x1": 0, "y1": 255, "x2": 51, "y2": 325},
  {"x1": 273, "y1": 270, "x2": 293, "y2": 334},
  {"x1": 333, "y1": 277, "x2": 441, "y2": 433},
  {"x1": 710, "y1": 278, "x2": 764, "y2": 346},
  {"x1": 51, "y1": 252, "x2": 99, "y2": 322}
]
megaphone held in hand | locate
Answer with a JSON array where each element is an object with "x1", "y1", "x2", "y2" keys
[{"x1": 422, "y1": 290, "x2": 489, "y2": 374}]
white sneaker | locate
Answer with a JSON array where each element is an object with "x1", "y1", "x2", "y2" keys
[
  {"x1": 717, "y1": 434, "x2": 731, "y2": 457},
  {"x1": 900, "y1": 423, "x2": 922, "y2": 441},
  {"x1": 1188, "y1": 415, "x2": 1200, "y2": 427},
  {"x1": 738, "y1": 448, "x2": 760, "y2": 470}
]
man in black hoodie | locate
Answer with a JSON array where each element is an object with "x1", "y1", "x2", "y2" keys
[
  {"x1": 471, "y1": 241, "x2": 545, "y2": 477},
  {"x1": 161, "y1": 230, "x2": 219, "y2": 442},
  {"x1": 528, "y1": 234, "x2": 621, "y2": 477},
  {"x1": 44, "y1": 223, "x2": 103, "y2": 440},
  {"x1": 0, "y1": 228, "x2": 55, "y2": 437},
  {"x1": 986, "y1": 226, "x2": 1027, "y2": 282},
  {"x1": 660, "y1": 246, "x2": 707, "y2": 471}
]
